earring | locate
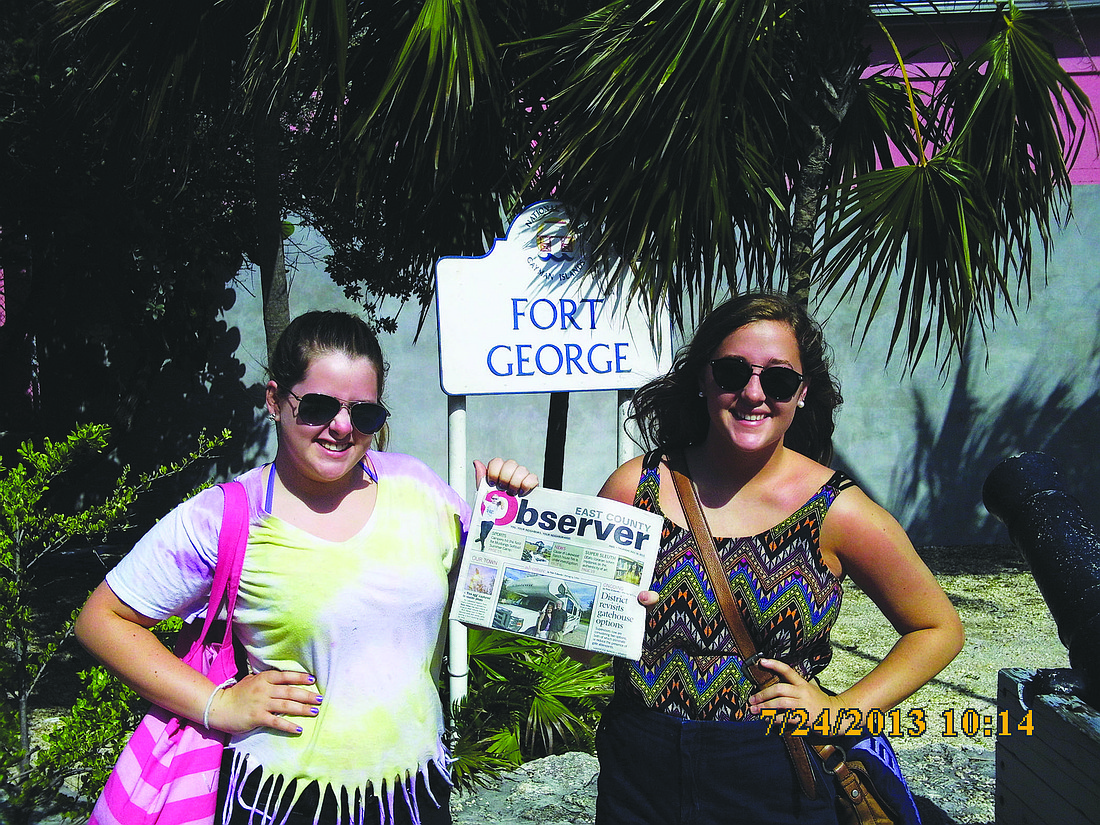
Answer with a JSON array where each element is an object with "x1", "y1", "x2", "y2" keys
[
  {"x1": 698, "y1": 391, "x2": 705, "y2": 397},
  {"x1": 797, "y1": 400, "x2": 805, "y2": 408},
  {"x1": 268, "y1": 413, "x2": 277, "y2": 422}
]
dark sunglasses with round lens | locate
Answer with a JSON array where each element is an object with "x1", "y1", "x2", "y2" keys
[
  {"x1": 709, "y1": 358, "x2": 803, "y2": 401},
  {"x1": 284, "y1": 390, "x2": 389, "y2": 435}
]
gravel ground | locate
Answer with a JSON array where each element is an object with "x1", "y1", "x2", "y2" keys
[{"x1": 821, "y1": 544, "x2": 1069, "y2": 825}]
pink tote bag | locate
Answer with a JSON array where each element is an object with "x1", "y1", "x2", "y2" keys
[{"x1": 90, "y1": 481, "x2": 248, "y2": 825}]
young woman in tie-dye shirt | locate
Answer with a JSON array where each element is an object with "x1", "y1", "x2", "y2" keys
[{"x1": 77, "y1": 311, "x2": 537, "y2": 825}]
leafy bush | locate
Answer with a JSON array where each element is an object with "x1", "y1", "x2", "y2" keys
[
  {"x1": 0, "y1": 425, "x2": 226, "y2": 822},
  {"x1": 446, "y1": 629, "x2": 613, "y2": 793}
]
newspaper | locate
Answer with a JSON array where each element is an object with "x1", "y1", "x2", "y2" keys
[{"x1": 450, "y1": 482, "x2": 662, "y2": 659}]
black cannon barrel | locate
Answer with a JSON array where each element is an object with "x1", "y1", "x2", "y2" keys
[{"x1": 983, "y1": 452, "x2": 1100, "y2": 706}]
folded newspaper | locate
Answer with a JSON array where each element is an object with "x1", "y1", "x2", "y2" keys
[{"x1": 450, "y1": 482, "x2": 662, "y2": 659}]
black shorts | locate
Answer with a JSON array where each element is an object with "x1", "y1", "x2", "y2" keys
[{"x1": 595, "y1": 702, "x2": 838, "y2": 825}]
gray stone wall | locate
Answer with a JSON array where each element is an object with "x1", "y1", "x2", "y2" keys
[{"x1": 224, "y1": 186, "x2": 1100, "y2": 545}]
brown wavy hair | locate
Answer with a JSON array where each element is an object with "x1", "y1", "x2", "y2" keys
[{"x1": 628, "y1": 292, "x2": 842, "y2": 463}]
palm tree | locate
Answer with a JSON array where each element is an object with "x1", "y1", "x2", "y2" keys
[
  {"x1": 517, "y1": 0, "x2": 1094, "y2": 365},
  {"x1": 54, "y1": 0, "x2": 534, "y2": 353}
]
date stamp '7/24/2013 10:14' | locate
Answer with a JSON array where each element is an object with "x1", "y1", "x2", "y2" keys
[{"x1": 759, "y1": 707, "x2": 1035, "y2": 739}]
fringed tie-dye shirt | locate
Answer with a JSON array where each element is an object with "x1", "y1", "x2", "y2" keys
[
  {"x1": 107, "y1": 452, "x2": 470, "y2": 824},
  {"x1": 614, "y1": 451, "x2": 850, "y2": 721}
]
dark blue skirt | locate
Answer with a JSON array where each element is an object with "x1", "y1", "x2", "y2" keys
[{"x1": 595, "y1": 702, "x2": 839, "y2": 825}]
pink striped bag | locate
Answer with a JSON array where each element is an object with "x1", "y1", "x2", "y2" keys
[{"x1": 90, "y1": 481, "x2": 248, "y2": 825}]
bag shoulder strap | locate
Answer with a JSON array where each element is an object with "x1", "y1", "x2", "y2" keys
[
  {"x1": 667, "y1": 455, "x2": 777, "y2": 688},
  {"x1": 667, "y1": 452, "x2": 820, "y2": 800},
  {"x1": 195, "y1": 481, "x2": 249, "y2": 647}
]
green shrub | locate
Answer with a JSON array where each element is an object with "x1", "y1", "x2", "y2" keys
[
  {"x1": 445, "y1": 629, "x2": 613, "y2": 793},
  {"x1": 0, "y1": 425, "x2": 226, "y2": 822}
]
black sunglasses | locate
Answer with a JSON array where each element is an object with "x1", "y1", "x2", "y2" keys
[
  {"x1": 285, "y1": 390, "x2": 389, "y2": 435},
  {"x1": 709, "y1": 358, "x2": 803, "y2": 401}
]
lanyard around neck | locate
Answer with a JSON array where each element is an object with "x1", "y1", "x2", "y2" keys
[{"x1": 264, "y1": 458, "x2": 378, "y2": 513}]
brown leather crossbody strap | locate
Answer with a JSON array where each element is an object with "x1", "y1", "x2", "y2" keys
[
  {"x1": 815, "y1": 744, "x2": 881, "y2": 824},
  {"x1": 668, "y1": 457, "x2": 779, "y2": 689},
  {"x1": 667, "y1": 452, "x2": 820, "y2": 800}
]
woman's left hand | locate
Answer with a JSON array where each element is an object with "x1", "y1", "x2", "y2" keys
[
  {"x1": 474, "y1": 458, "x2": 539, "y2": 495},
  {"x1": 747, "y1": 658, "x2": 846, "y2": 730}
]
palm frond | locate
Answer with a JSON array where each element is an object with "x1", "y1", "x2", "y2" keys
[
  {"x1": 820, "y1": 70, "x2": 929, "y2": 243},
  {"x1": 446, "y1": 631, "x2": 612, "y2": 789},
  {"x1": 346, "y1": 0, "x2": 506, "y2": 182},
  {"x1": 243, "y1": 0, "x2": 354, "y2": 114},
  {"x1": 519, "y1": 0, "x2": 791, "y2": 325},
  {"x1": 816, "y1": 3, "x2": 1095, "y2": 366},
  {"x1": 819, "y1": 155, "x2": 1009, "y2": 364},
  {"x1": 828, "y1": 72, "x2": 926, "y2": 182},
  {"x1": 941, "y1": 4, "x2": 1094, "y2": 294},
  {"x1": 447, "y1": 731, "x2": 516, "y2": 792}
]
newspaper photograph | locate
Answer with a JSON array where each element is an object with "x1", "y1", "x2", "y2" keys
[{"x1": 450, "y1": 482, "x2": 662, "y2": 659}]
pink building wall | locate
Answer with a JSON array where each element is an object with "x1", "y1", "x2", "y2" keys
[
  {"x1": 867, "y1": 12, "x2": 1100, "y2": 184},
  {"x1": 1061, "y1": 55, "x2": 1100, "y2": 184}
]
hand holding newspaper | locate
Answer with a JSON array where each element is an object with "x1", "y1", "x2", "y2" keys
[{"x1": 450, "y1": 482, "x2": 662, "y2": 659}]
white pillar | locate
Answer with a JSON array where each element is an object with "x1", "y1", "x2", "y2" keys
[{"x1": 446, "y1": 394, "x2": 469, "y2": 704}]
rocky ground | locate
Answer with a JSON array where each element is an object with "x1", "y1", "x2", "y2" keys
[{"x1": 453, "y1": 544, "x2": 1071, "y2": 825}]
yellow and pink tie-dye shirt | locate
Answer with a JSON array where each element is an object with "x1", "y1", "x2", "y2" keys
[{"x1": 107, "y1": 451, "x2": 470, "y2": 824}]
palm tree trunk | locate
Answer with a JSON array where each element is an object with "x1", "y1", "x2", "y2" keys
[
  {"x1": 788, "y1": 124, "x2": 828, "y2": 308},
  {"x1": 254, "y1": 121, "x2": 290, "y2": 359},
  {"x1": 785, "y1": 0, "x2": 869, "y2": 309}
]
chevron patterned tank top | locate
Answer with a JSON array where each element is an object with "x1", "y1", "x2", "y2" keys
[{"x1": 615, "y1": 451, "x2": 853, "y2": 721}]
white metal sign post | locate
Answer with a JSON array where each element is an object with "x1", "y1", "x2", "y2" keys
[{"x1": 435, "y1": 201, "x2": 671, "y2": 703}]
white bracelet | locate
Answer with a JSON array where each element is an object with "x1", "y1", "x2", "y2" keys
[{"x1": 202, "y1": 678, "x2": 238, "y2": 729}]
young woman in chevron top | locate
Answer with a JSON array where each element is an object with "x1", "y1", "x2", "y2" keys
[
  {"x1": 77, "y1": 310, "x2": 537, "y2": 825},
  {"x1": 594, "y1": 291, "x2": 964, "y2": 824}
]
